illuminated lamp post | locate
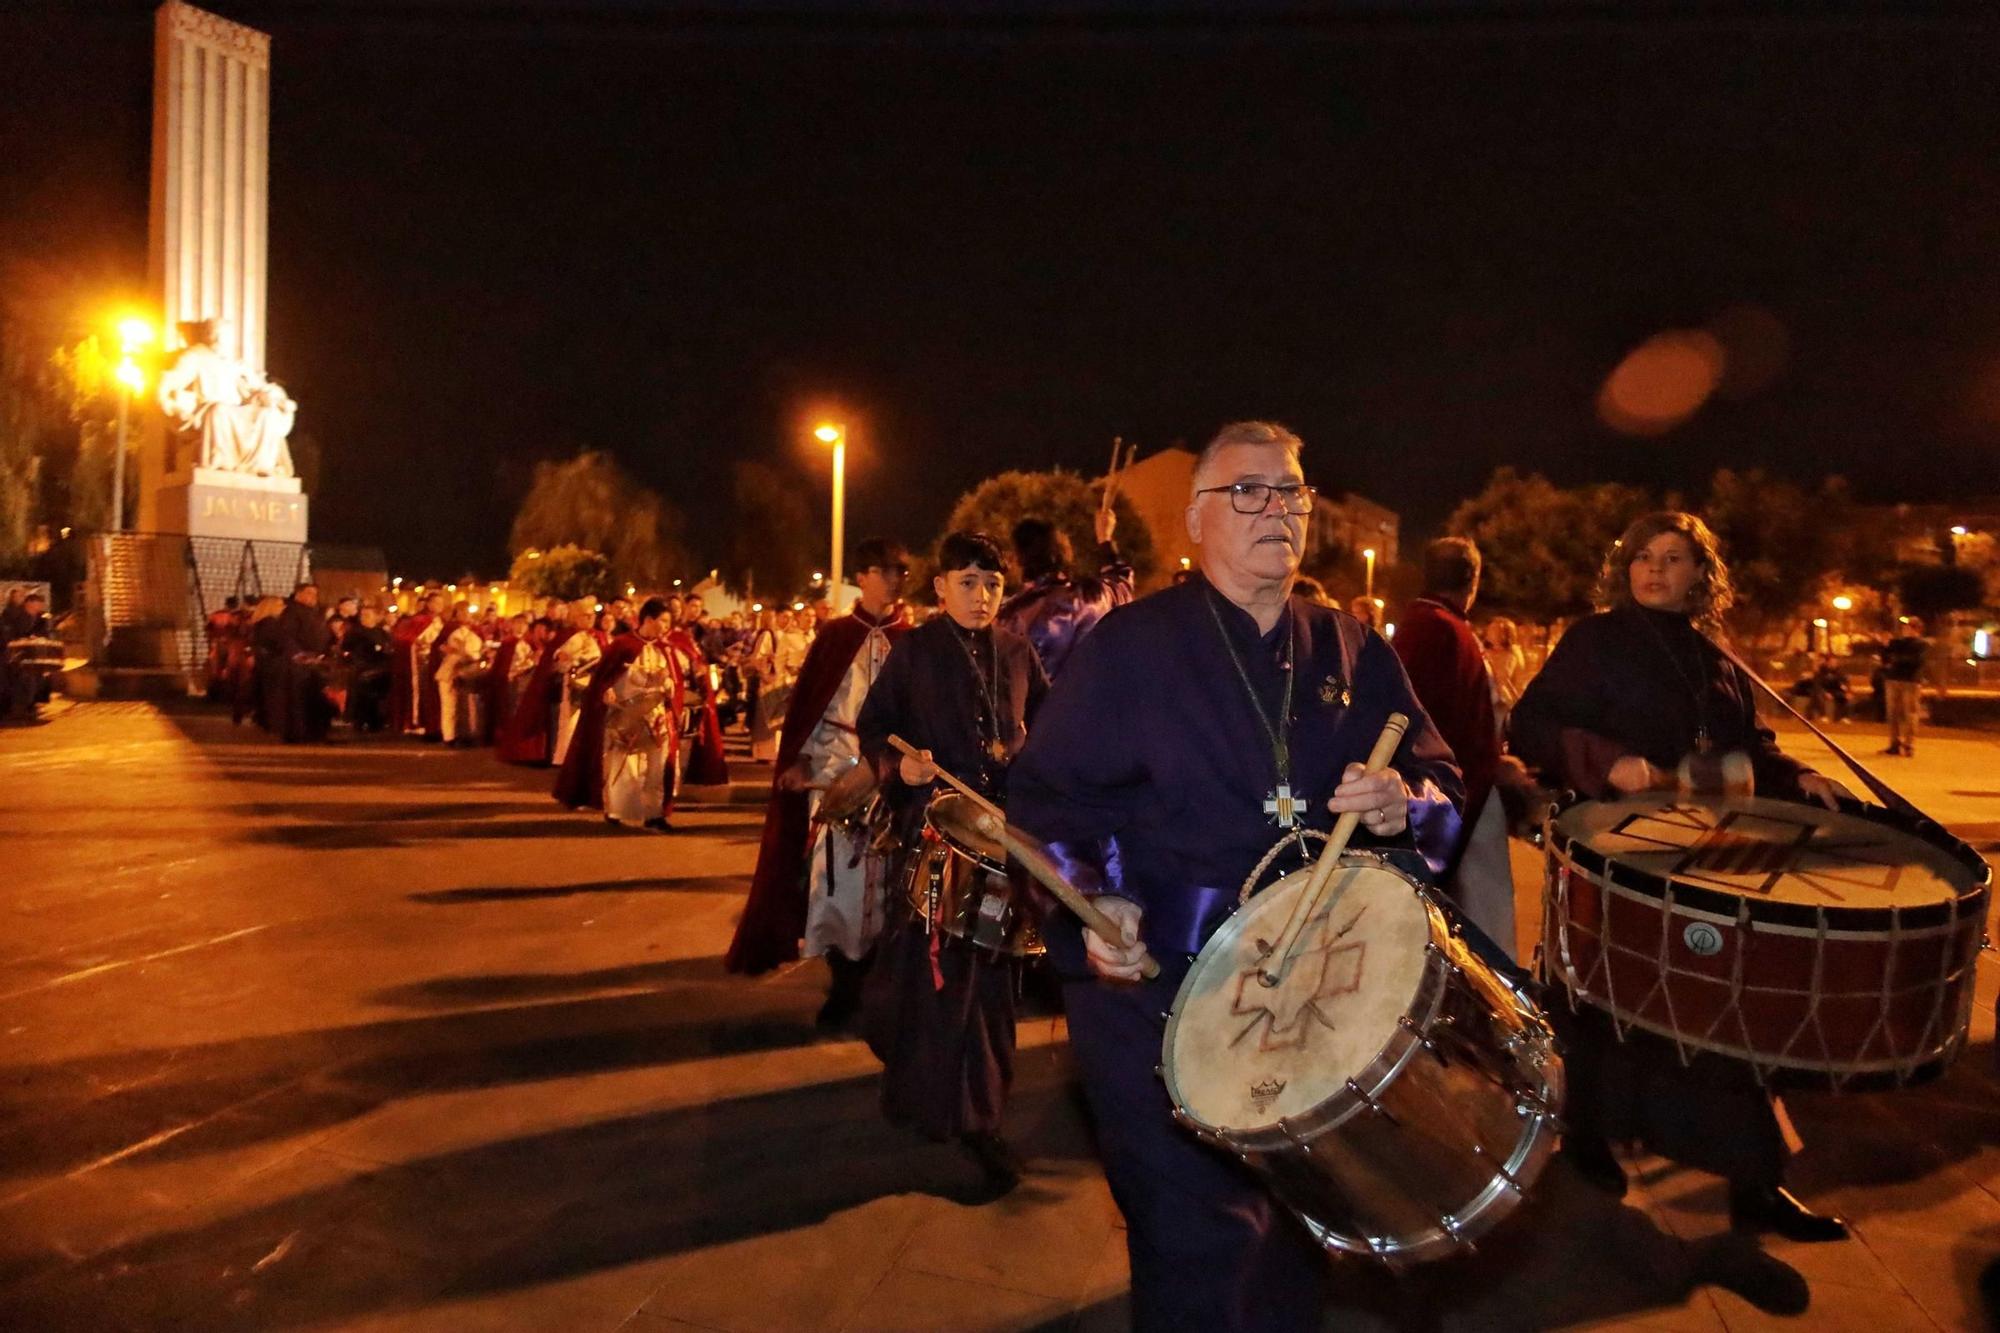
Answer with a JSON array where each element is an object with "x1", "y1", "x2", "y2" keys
[
  {"x1": 111, "y1": 316, "x2": 155, "y2": 531},
  {"x1": 1362, "y1": 547, "x2": 1377, "y2": 600},
  {"x1": 814, "y1": 422, "x2": 846, "y2": 614}
]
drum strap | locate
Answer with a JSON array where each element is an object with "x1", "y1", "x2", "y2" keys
[{"x1": 1711, "y1": 640, "x2": 1919, "y2": 818}]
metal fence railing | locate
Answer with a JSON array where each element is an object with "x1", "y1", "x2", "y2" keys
[{"x1": 84, "y1": 531, "x2": 312, "y2": 676}]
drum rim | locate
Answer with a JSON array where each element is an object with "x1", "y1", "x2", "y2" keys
[
  {"x1": 1549, "y1": 795, "x2": 1990, "y2": 932},
  {"x1": 903, "y1": 835, "x2": 1045, "y2": 959},
  {"x1": 1162, "y1": 854, "x2": 1451, "y2": 1147},
  {"x1": 923, "y1": 792, "x2": 1009, "y2": 872}
]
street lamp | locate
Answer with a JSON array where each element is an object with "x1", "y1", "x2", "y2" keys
[
  {"x1": 814, "y1": 422, "x2": 846, "y2": 614},
  {"x1": 1362, "y1": 547, "x2": 1377, "y2": 599},
  {"x1": 111, "y1": 316, "x2": 155, "y2": 532},
  {"x1": 1831, "y1": 595, "x2": 1854, "y2": 612}
]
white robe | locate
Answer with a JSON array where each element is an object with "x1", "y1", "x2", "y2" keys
[
  {"x1": 406, "y1": 617, "x2": 444, "y2": 733},
  {"x1": 603, "y1": 639, "x2": 674, "y2": 825},
  {"x1": 802, "y1": 620, "x2": 899, "y2": 960},
  {"x1": 436, "y1": 626, "x2": 485, "y2": 744},
  {"x1": 551, "y1": 633, "x2": 602, "y2": 766}
]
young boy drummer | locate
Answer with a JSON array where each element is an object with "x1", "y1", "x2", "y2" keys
[{"x1": 857, "y1": 531, "x2": 1050, "y2": 1196}]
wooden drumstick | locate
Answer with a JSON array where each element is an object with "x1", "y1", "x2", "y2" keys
[
  {"x1": 1256, "y1": 712, "x2": 1410, "y2": 988},
  {"x1": 887, "y1": 733, "x2": 1159, "y2": 980}
]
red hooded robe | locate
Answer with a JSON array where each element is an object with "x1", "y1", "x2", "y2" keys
[
  {"x1": 388, "y1": 612, "x2": 434, "y2": 732},
  {"x1": 496, "y1": 627, "x2": 573, "y2": 765}
]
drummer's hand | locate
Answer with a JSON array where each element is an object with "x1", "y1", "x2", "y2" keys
[
  {"x1": 776, "y1": 760, "x2": 809, "y2": 793},
  {"x1": 1328, "y1": 763, "x2": 1409, "y2": 837},
  {"x1": 1608, "y1": 755, "x2": 1662, "y2": 793},
  {"x1": 1093, "y1": 507, "x2": 1116, "y2": 545},
  {"x1": 898, "y1": 748, "x2": 939, "y2": 786},
  {"x1": 1086, "y1": 896, "x2": 1150, "y2": 981},
  {"x1": 1799, "y1": 772, "x2": 1851, "y2": 810}
]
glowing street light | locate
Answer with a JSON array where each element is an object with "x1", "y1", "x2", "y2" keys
[
  {"x1": 109, "y1": 314, "x2": 155, "y2": 532},
  {"x1": 815, "y1": 422, "x2": 847, "y2": 613},
  {"x1": 1362, "y1": 547, "x2": 1377, "y2": 599},
  {"x1": 1831, "y1": 595, "x2": 1854, "y2": 612}
]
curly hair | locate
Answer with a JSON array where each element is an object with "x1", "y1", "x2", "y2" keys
[{"x1": 1595, "y1": 510, "x2": 1735, "y2": 633}]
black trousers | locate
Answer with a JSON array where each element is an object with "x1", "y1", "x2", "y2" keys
[{"x1": 1554, "y1": 1001, "x2": 1787, "y2": 1187}]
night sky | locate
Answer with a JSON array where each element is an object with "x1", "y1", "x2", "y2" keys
[{"x1": 6, "y1": 2, "x2": 2000, "y2": 578}]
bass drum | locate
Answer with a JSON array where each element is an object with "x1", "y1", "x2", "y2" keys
[
  {"x1": 1544, "y1": 794, "x2": 1990, "y2": 1088},
  {"x1": 1163, "y1": 851, "x2": 1562, "y2": 1265}
]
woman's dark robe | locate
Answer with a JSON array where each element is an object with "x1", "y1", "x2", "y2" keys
[{"x1": 1511, "y1": 603, "x2": 1810, "y2": 1184}]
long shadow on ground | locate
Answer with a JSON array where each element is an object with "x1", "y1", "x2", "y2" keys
[
  {"x1": 0, "y1": 1049, "x2": 1084, "y2": 1330},
  {"x1": 0, "y1": 968, "x2": 822, "y2": 1184}
]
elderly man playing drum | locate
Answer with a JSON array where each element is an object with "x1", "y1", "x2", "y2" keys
[{"x1": 1010, "y1": 421, "x2": 1463, "y2": 1332}]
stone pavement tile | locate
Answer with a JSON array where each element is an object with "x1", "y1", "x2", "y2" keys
[
  {"x1": 895, "y1": 1164, "x2": 1124, "y2": 1301},
  {"x1": 1067, "y1": 1229, "x2": 1130, "y2": 1333},
  {"x1": 1850, "y1": 1221, "x2": 2000, "y2": 1331},
  {"x1": 625, "y1": 1193, "x2": 934, "y2": 1332},
  {"x1": 317, "y1": 1034, "x2": 886, "y2": 1172},
  {"x1": 0, "y1": 1164, "x2": 191, "y2": 1276},
  {"x1": 1706, "y1": 1281, "x2": 1940, "y2": 1332},
  {"x1": 834, "y1": 1266, "x2": 1069, "y2": 1332},
  {"x1": 0, "y1": 1215, "x2": 456, "y2": 1332}
]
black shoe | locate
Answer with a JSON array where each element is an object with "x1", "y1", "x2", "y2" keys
[
  {"x1": 959, "y1": 1132, "x2": 1024, "y2": 1199},
  {"x1": 1729, "y1": 1184, "x2": 1849, "y2": 1243},
  {"x1": 1561, "y1": 1135, "x2": 1629, "y2": 1198},
  {"x1": 642, "y1": 817, "x2": 672, "y2": 833},
  {"x1": 1692, "y1": 1235, "x2": 1812, "y2": 1316},
  {"x1": 814, "y1": 991, "x2": 857, "y2": 1031}
]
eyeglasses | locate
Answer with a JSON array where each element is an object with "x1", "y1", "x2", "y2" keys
[{"x1": 1195, "y1": 482, "x2": 1317, "y2": 515}]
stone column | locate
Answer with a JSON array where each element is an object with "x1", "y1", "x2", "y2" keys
[{"x1": 148, "y1": 1, "x2": 269, "y2": 371}]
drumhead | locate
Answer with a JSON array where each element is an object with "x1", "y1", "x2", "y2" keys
[
  {"x1": 925, "y1": 792, "x2": 1007, "y2": 867},
  {"x1": 1552, "y1": 796, "x2": 1972, "y2": 920},
  {"x1": 1165, "y1": 860, "x2": 1432, "y2": 1134}
]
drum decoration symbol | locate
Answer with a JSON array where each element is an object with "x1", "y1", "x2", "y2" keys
[{"x1": 1682, "y1": 922, "x2": 1725, "y2": 957}]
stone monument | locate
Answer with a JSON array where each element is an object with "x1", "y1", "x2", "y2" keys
[{"x1": 137, "y1": 1, "x2": 307, "y2": 549}]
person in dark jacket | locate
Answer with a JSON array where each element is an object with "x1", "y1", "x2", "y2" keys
[
  {"x1": 1512, "y1": 510, "x2": 1851, "y2": 1242},
  {"x1": 857, "y1": 531, "x2": 1049, "y2": 1198}
]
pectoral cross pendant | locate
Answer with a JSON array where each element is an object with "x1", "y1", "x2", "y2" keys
[{"x1": 1265, "y1": 784, "x2": 1301, "y2": 829}]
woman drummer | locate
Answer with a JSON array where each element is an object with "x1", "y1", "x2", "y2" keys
[{"x1": 1511, "y1": 510, "x2": 1851, "y2": 1242}]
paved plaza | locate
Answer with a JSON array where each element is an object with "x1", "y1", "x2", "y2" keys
[{"x1": 0, "y1": 704, "x2": 1995, "y2": 1331}]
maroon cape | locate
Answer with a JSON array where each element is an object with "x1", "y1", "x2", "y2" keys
[
  {"x1": 670, "y1": 628, "x2": 731, "y2": 787},
  {"x1": 551, "y1": 633, "x2": 684, "y2": 813},
  {"x1": 496, "y1": 628, "x2": 572, "y2": 765},
  {"x1": 420, "y1": 628, "x2": 453, "y2": 740},
  {"x1": 1392, "y1": 597, "x2": 1499, "y2": 859},
  {"x1": 725, "y1": 603, "x2": 911, "y2": 975},
  {"x1": 388, "y1": 613, "x2": 434, "y2": 732},
  {"x1": 483, "y1": 633, "x2": 519, "y2": 745}
]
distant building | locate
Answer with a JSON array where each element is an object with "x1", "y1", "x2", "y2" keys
[{"x1": 1112, "y1": 446, "x2": 1399, "y2": 591}]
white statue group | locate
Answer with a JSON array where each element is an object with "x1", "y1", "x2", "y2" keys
[{"x1": 156, "y1": 318, "x2": 298, "y2": 479}]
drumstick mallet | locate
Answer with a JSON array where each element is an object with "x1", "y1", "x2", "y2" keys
[
  {"x1": 887, "y1": 734, "x2": 1159, "y2": 980},
  {"x1": 1256, "y1": 712, "x2": 1410, "y2": 988}
]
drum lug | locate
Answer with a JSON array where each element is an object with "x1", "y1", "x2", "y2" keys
[
  {"x1": 1344, "y1": 1078, "x2": 1400, "y2": 1126},
  {"x1": 1397, "y1": 1014, "x2": 1437, "y2": 1053}
]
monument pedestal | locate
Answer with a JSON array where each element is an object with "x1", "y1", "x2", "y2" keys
[{"x1": 155, "y1": 467, "x2": 308, "y2": 544}]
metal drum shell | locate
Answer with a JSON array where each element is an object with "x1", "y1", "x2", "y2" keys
[
  {"x1": 904, "y1": 808, "x2": 1045, "y2": 960},
  {"x1": 1163, "y1": 855, "x2": 1564, "y2": 1265}
]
